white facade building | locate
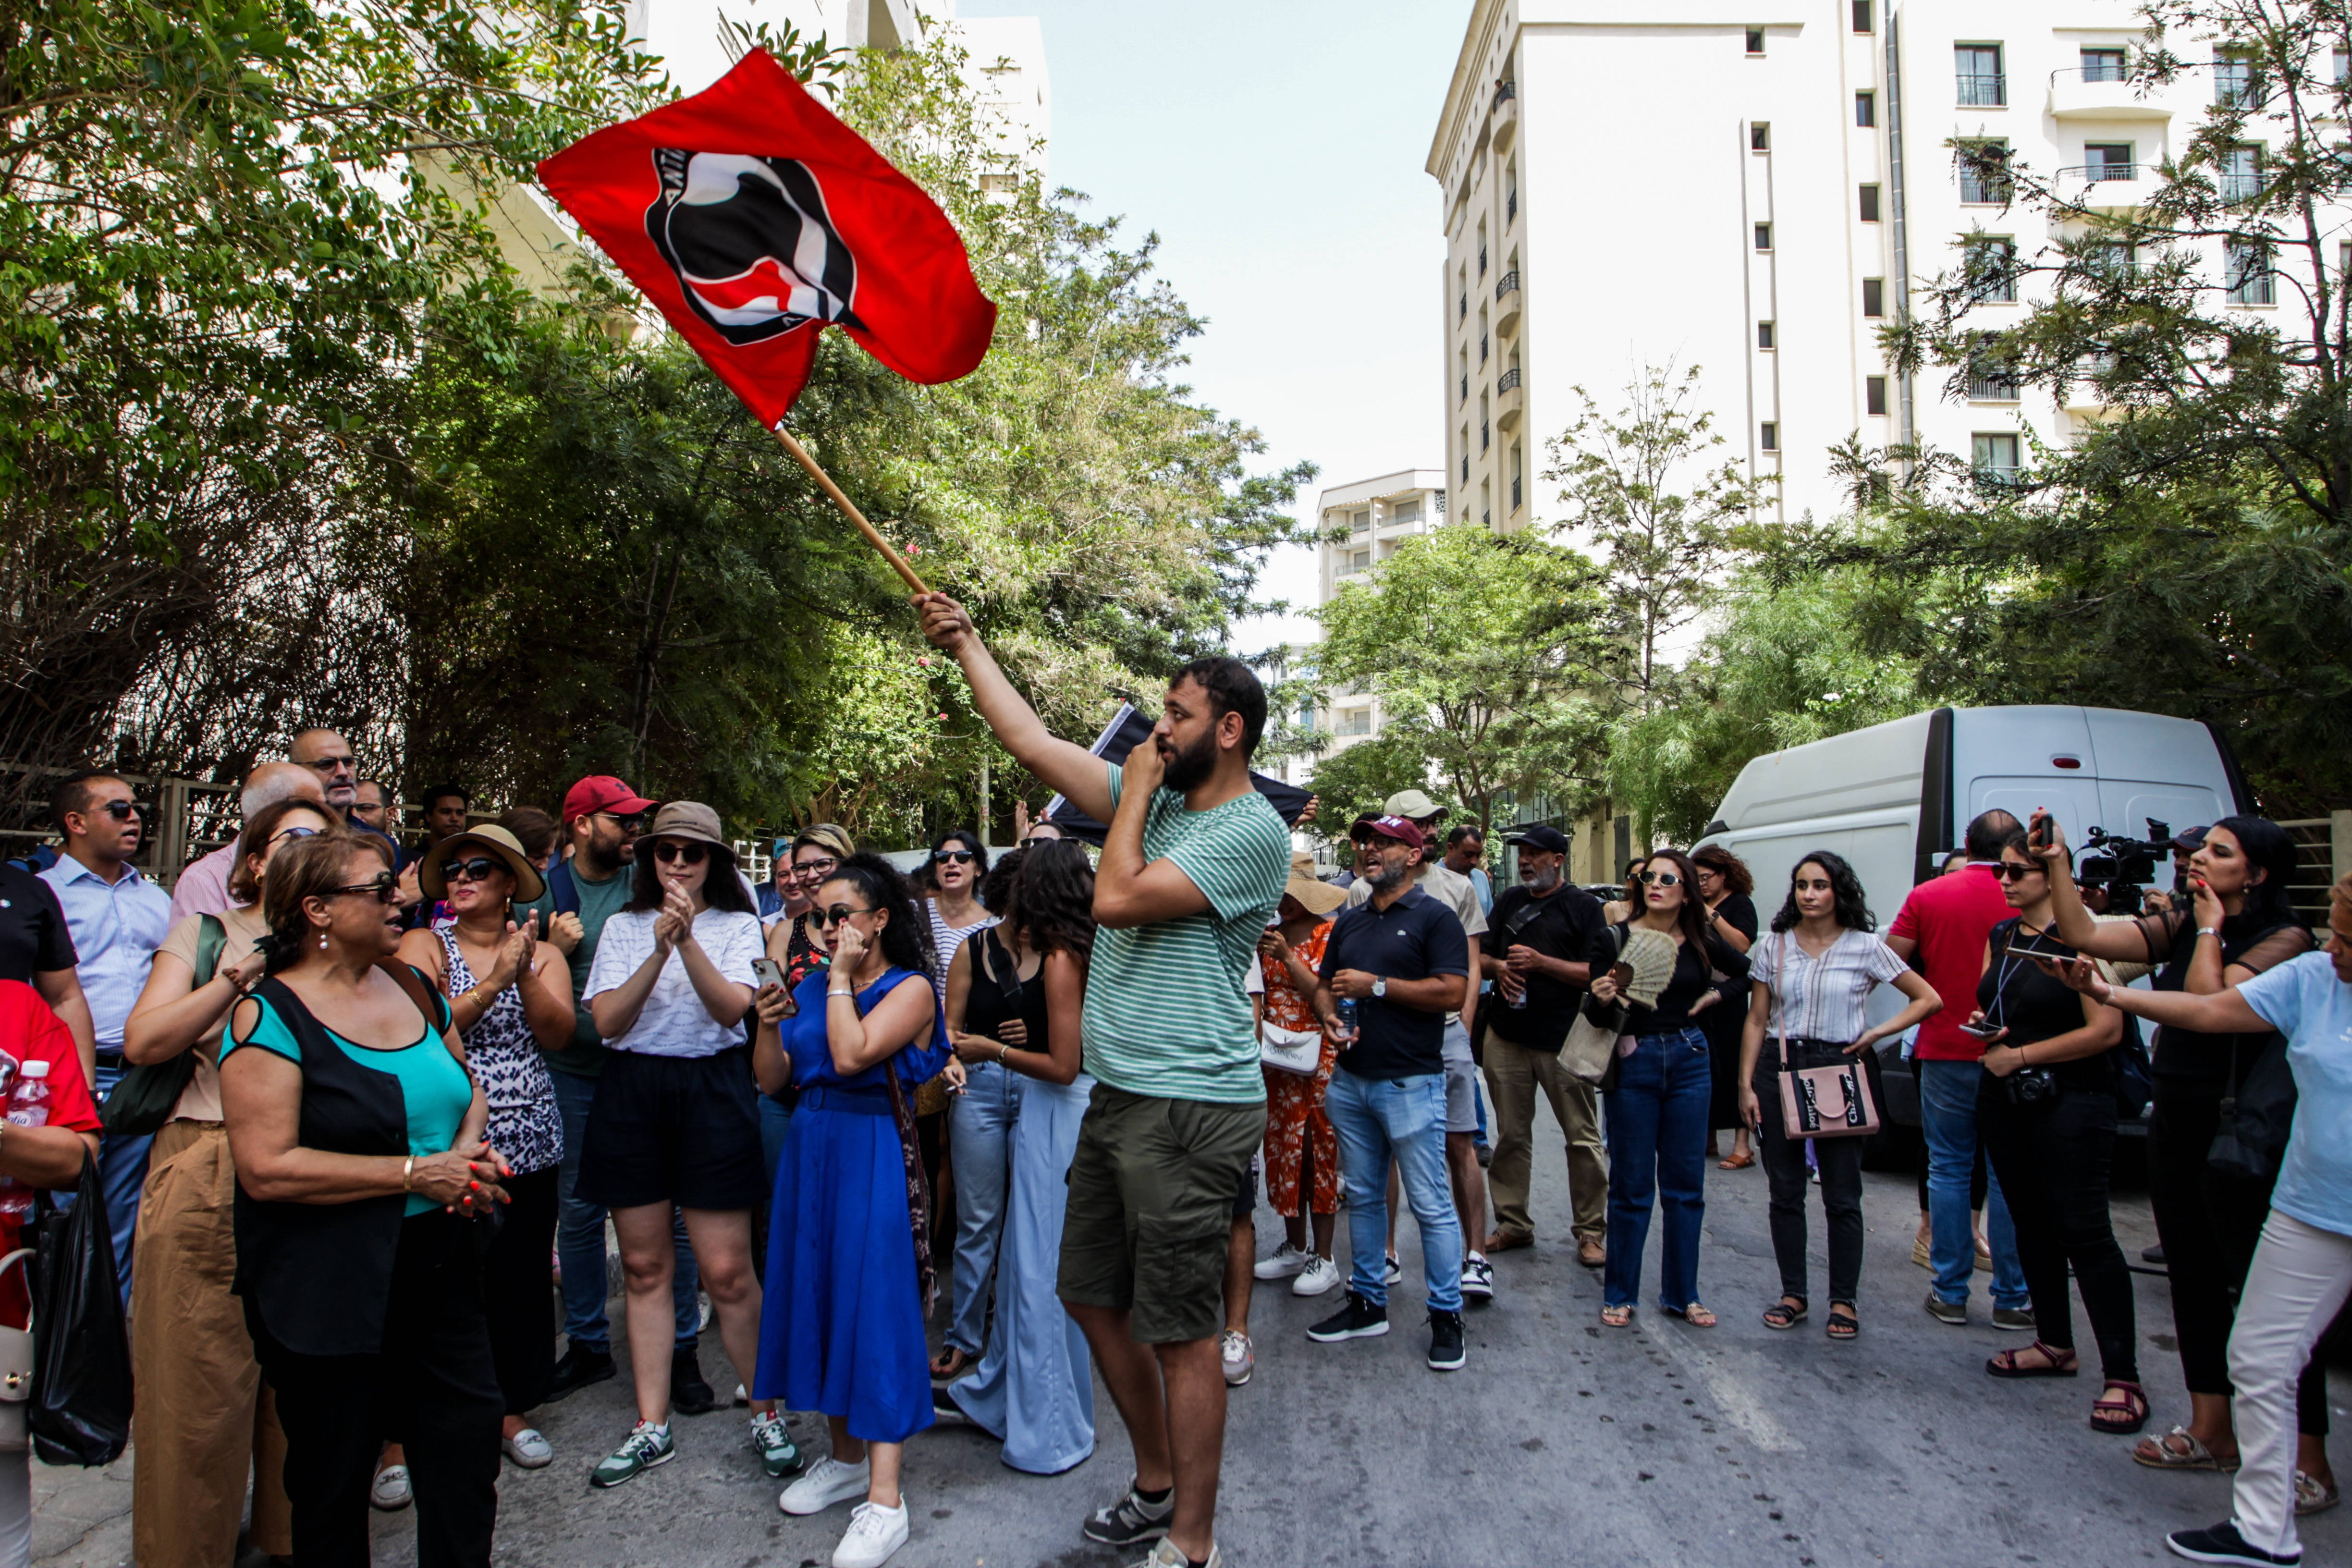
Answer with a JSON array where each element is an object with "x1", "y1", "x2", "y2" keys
[
  {"x1": 1429, "y1": 0, "x2": 2313, "y2": 528},
  {"x1": 1298, "y1": 469, "x2": 1447, "y2": 766}
]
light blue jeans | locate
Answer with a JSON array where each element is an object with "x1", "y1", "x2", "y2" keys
[
  {"x1": 1326, "y1": 1067, "x2": 1462, "y2": 1314},
  {"x1": 946, "y1": 1061, "x2": 1020, "y2": 1356},
  {"x1": 1918, "y1": 1058, "x2": 2028, "y2": 1309},
  {"x1": 550, "y1": 1066, "x2": 699, "y2": 1353}
]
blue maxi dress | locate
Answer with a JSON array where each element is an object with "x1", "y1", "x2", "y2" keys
[
  {"x1": 945, "y1": 1069, "x2": 1097, "y2": 1473},
  {"x1": 753, "y1": 966, "x2": 951, "y2": 1444}
]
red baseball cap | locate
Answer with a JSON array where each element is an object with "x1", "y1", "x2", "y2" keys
[
  {"x1": 1350, "y1": 813, "x2": 1427, "y2": 851},
  {"x1": 562, "y1": 775, "x2": 658, "y2": 825}
]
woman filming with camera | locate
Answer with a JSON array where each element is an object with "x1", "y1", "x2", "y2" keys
[
  {"x1": 1968, "y1": 829, "x2": 2138, "y2": 1435},
  {"x1": 2028, "y1": 811, "x2": 2327, "y2": 1500}
]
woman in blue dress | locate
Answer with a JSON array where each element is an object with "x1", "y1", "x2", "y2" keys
[
  {"x1": 941, "y1": 838, "x2": 1098, "y2": 1473},
  {"x1": 751, "y1": 854, "x2": 957, "y2": 1568}
]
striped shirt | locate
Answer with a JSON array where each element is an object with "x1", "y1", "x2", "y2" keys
[
  {"x1": 1745, "y1": 927, "x2": 1911, "y2": 1045},
  {"x1": 1080, "y1": 762, "x2": 1290, "y2": 1105}
]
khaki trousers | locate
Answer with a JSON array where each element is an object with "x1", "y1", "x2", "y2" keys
[
  {"x1": 131, "y1": 1121, "x2": 291, "y2": 1567},
  {"x1": 1482, "y1": 1032, "x2": 1608, "y2": 1244}
]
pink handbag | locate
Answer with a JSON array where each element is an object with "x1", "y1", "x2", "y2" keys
[{"x1": 1769, "y1": 935, "x2": 1882, "y2": 1140}]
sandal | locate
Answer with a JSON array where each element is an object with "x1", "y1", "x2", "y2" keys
[
  {"x1": 2133, "y1": 1425, "x2": 2240, "y2": 1472},
  {"x1": 1762, "y1": 1297, "x2": 1807, "y2": 1331},
  {"x1": 928, "y1": 1345, "x2": 973, "y2": 1381},
  {"x1": 1985, "y1": 1341, "x2": 2080, "y2": 1379},
  {"x1": 1665, "y1": 1302, "x2": 1717, "y2": 1328},
  {"x1": 1599, "y1": 1304, "x2": 1633, "y2": 1328},
  {"x1": 1825, "y1": 1304, "x2": 1859, "y2": 1341},
  {"x1": 2295, "y1": 1470, "x2": 2342, "y2": 1516},
  {"x1": 1718, "y1": 1150, "x2": 1756, "y2": 1171},
  {"x1": 2090, "y1": 1379, "x2": 2150, "y2": 1435}
]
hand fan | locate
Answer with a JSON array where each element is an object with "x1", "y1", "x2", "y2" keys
[{"x1": 1617, "y1": 928, "x2": 1679, "y2": 1010}]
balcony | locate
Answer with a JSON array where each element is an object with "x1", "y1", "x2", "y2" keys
[
  {"x1": 1956, "y1": 71, "x2": 2007, "y2": 108},
  {"x1": 2057, "y1": 161, "x2": 2156, "y2": 212},
  {"x1": 2048, "y1": 67, "x2": 2172, "y2": 120},
  {"x1": 1492, "y1": 80, "x2": 1518, "y2": 153},
  {"x1": 2065, "y1": 354, "x2": 2117, "y2": 416},
  {"x1": 1494, "y1": 269, "x2": 1521, "y2": 335},
  {"x1": 1495, "y1": 367, "x2": 1524, "y2": 430}
]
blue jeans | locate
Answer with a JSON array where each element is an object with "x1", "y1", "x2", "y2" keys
[
  {"x1": 759, "y1": 1092, "x2": 793, "y2": 1189},
  {"x1": 946, "y1": 1062, "x2": 1019, "y2": 1356},
  {"x1": 86, "y1": 1061, "x2": 148, "y2": 1310},
  {"x1": 1602, "y1": 1027, "x2": 1712, "y2": 1311},
  {"x1": 550, "y1": 1066, "x2": 699, "y2": 1353},
  {"x1": 1325, "y1": 1067, "x2": 1462, "y2": 1313},
  {"x1": 1918, "y1": 1057, "x2": 2028, "y2": 1309}
]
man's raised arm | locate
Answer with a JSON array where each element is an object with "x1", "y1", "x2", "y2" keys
[{"x1": 915, "y1": 592, "x2": 1115, "y2": 822}]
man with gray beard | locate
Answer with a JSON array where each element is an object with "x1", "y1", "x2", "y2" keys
[{"x1": 1477, "y1": 825, "x2": 1611, "y2": 1269}]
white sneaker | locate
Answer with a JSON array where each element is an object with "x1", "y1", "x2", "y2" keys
[
  {"x1": 1220, "y1": 1329, "x2": 1254, "y2": 1387},
  {"x1": 1135, "y1": 1539, "x2": 1223, "y2": 1568},
  {"x1": 780, "y1": 1455, "x2": 871, "y2": 1516},
  {"x1": 1252, "y1": 1240, "x2": 1309, "y2": 1280},
  {"x1": 1460, "y1": 1253, "x2": 1495, "y2": 1303},
  {"x1": 369, "y1": 1463, "x2": 412, "y2": 1511},
  {"x1": 832, "y1": 1499, "x2": 909, "y2": 1568},
  {"x1": 1291, "y1": 1254, "x2": 1342, "y2": 1297}
]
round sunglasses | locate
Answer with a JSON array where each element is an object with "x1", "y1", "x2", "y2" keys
[
  {"x1": 651, "y1": 841, "x2": 708, "y2": 865},
  {"x1": 1637, "y1": 870, "x2": 1682, "y2": 887}
]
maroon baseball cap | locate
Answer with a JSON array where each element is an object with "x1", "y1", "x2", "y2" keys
[
  {"x1": 1350, "y1": 813, "x2": 1427, "y2": 851},
  {"x1": 562, "y1": 775, "x2": 658, "y2": 825}
]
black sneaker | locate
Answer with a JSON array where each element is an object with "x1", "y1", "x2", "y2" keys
[
  {"x1": 1427, "y1": 1309, "x2": 1466, "y2": 1371},
  {"x1": 2166, "y1": 1521, "x2": 2302, "y2": 1566},
  {"x1": 1307, "y1": 1289, "x2": 1390, "y2": 1343},
  {"x1": 1080, "y1": 1480, "x2": 1174, "y2": 1546},
  {"x1": 545, "y1": 1342, "x2": 615, "y2": 1403},
  {"x1": 670, "y1": 1345, "x2": 717, "y2": 1416}
]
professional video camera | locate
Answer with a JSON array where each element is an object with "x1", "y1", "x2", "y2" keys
[{"x1": 2079, "y1": 818, "x2": 2174, "y2": 887}]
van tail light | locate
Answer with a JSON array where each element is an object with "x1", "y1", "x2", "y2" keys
[{"x1": 2052, "y1": 756, "x2": 2082, "y2": 769}]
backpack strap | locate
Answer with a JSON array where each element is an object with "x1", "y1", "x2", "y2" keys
[{"x1": 548, "y1": 860, "x2": 582, "y2": 918}]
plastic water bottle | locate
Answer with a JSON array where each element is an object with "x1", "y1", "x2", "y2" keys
[
  {"x1": 1334, "y1": 999, "x2": 1360, "y2": 1043},
  {"x1": 0, "y1": 1062, "x2": 53, "y2": 1218}
]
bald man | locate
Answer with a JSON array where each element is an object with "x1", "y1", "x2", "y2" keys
[{"x1": 166, "y1": 762, "x2": 326, "y2": 924}]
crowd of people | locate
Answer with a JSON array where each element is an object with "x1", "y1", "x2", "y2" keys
[{"x1": 0, "y1": 602, "x2": 2345, "y2": 1568}]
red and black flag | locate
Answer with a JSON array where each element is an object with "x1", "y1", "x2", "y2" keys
[{"x1": 537, "y1": 49, "x2": 997, "y2": 427}]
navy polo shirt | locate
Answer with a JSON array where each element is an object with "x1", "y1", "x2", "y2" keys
[{"x1": 1320, "y1": 884, "x2": 1469, "y2": 1080}]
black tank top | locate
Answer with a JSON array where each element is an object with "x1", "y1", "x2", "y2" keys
[
  {"x1": 962, "y1": 927, "x2": 1048, "y2": 1049},
  {"x1": 1976, "y1": 919, "x2": 2112, "y2": 1092}
]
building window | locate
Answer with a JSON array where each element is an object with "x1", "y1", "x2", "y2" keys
[
  {"x1": 1509, "y1": 444, "x2": 1523, "y2": 513},
  {"x1": 1505, "y1": 161, "x2": 1518, "y2": 224},
  {"x1": 1481, "y1": 418, "x2": 1490, "y2": 453},
  {"x1": 1967, "y1": 337, "x2": 2021, "y2": 401},
  {"x1": 1394, "y1": 499, "x2": 1422, "y2": 524},
  {"x1": 1336, "y1": 708, "x2": 1373, "y2": 736},
  {"x1": 2081, "y1": 47, "x2": 2127, "y2": 83},
  {"x1": 1746, "y1": 26, "x2": 1765, "y2": 54},
  {"x1": 1480, "y1": 478, "x2": 1491, "y2": 530},
  {"x1": 1866, "y1": 375, "x2": 1889, "y2": 416},
  {"x1": 1751, "y1": 123, "x2": 1770, "y2": 151},
  {"x1": 1956, "y1": 45, "x2": 2006, "y2": 106},
  {"x1": 1855, "y1": 90, "x2": 1876, "y2": 128},
  {"x1": 1859, "y1": 184, "x2": 1882, "y2": 221},
  {"x1": 1754, "y1": 221, "x2": 1773, "y2": 251},
  {"x1": 1852, "y1": 0, "x2": 1873, "y2": 32},
  {"x1": 2227, "y1": 238, "x2": 2275, "y2": 304},
  {"x1": 2220, "y1": 144, "x2": 2262, "y2": 203},
  {"x1": 1972, "y1": 432, "x2": 2021, "y2": 483},
  {"x1": 2215, "y1": 49, "x2": 2256, "y2": 108},
  {"x1": 2083, "y1": 141, "x2": 2136, "y2": 181},
  {"x1": 1350, "y1": 508, "x2": 1371, "y2": 536},
  {"x1": 1964, "y1": 236, "x2": 2018, "y2": 303},
  {"x1": 1478, "y1": 232, "x2": 1488, "y2": 277},
  {"x1": 1461, "y1": 441, "x2": 1469, "y2": 485},
  {"x1": 1959, "y1": 139, "x2": 2013, "y2": 204},
  {"x1": 1759, "y1": 421, "x2": 1779, "y2": 452},
  {"x1": 1757, "y1": 320, "x2": 1776, "y2": 349},
  {"x1": 1862, "y1": 276, "x2": 1886, "y2": 317}
]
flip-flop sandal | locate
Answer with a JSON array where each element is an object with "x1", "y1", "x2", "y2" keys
[
  {"x1": 1762, "y1": 1298, "x2": 1808, "y2": 1331},
  {"x1": 928, "y1": 1346, "x2": 973, "y2": 1381},
  {"x1": 2090, "y1": 1379, "x2": 2150, "y2": 1435},
  {"x1": 2133, "y1": 1425, "x2": 2239, "y2": 1471},
  {"x1": 1985, "y1": 1342, "x2": 2080, "y2": 1379},
  {"x1": 2295, "y1": 1470, "x2": 2342, "y2": 1516},
  {"x1": 1825, "y1": 1308, "x2": 1860, "y2": 1341},
  {"x1": 1665, "y1": 1303, "x2": 1717, "y2": 1328},
  {"x1": 1599, "y1": 1305, "x2": 1633, "y2": 1328}
]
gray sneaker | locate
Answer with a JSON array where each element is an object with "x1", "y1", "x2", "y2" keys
[
  {"x1": 1923, "y1": 1291, "x2": 1968, "y2": 1326},
  {"x1": 1992, "y1": 1305, "x2": 2035, "y2": 1330}
]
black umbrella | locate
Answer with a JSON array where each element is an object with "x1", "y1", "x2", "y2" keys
[{"x1": 1041, "y1": 704, "x2": 1311, "y2": 845}]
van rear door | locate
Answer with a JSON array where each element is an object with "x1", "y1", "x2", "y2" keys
[
  {"x1": 2080, "y1": 710, "x2": 2234, "y2": 844},
  {"x1": 1952, "y1": 708, "x2": 2104, "y2": 847}
]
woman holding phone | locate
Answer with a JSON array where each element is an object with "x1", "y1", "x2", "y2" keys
[{"x1": 1737, "y1": 852, "x2": 1940, "y2": 1338}]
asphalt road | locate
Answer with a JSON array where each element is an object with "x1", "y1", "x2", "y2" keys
[{"x1": 30, "y1": 1132, "x2": 2352, "y2": 1568}]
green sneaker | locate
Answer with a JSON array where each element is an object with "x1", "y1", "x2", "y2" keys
[
  {"x1": 750, "y1": 1409, "x2": 803, "y2": 1478},
  {"x1": 590, "y1": 1422, "x2": 674, "y2": 1488}
]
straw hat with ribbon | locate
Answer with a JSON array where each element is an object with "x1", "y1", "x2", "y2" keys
[{"x1": 417, "y1": 823, "x2": 548, "y2": 905}]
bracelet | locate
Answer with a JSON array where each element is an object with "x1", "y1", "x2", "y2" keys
[
  {"x1": 2198, "y1": 927, "x2": 2220, "y2": 939},
  {"x1": 401, "y1": 1155, "x2": 415, "y2": 1193},
  {"x1": 998, "y1": 1041, "x2": 1011, "y2": 1064},
  {"x1": 828, "y1": 986, "x2": 854, "y2": 998}
]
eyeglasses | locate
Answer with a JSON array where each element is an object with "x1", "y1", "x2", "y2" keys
[
  {"x1": 439, "y1": 857, "x2": 502, "y2": 884},
  {"x1": 809, "y1": 904, "x2": 875, "y2": 928},
  {"x1": 301, "y1": 755, "x2": 356, "y2": 776},
  {"x1": 1638, "y1": 870, "x2": 1682, "y2": 887},
  {"x1": 651, "y1": 841, "x2": 707, "y2": 865},
  {"x1": 933, "y1": 849, "x2": 977, "y2": 865},
  {"x1": 792, "y1": 856, "x2": 839, "y2": 878},
  {"x1": 1994, "y1": 863, "x2": 2044, "y2": 881},
  {"x1": 327, "y1": 873, "x2": 401, "y2": 904},
  {"x1": 97, "y1": 800, "x2": 142, "y2": 821}
]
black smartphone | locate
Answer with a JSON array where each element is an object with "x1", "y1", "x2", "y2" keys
[
  {"x1": 2028, "y1": 814, "x2": 2054, "y2": 850},
  {"x1": 1957, "y1": 1020, "x2": 2003, "y2": 1040}
]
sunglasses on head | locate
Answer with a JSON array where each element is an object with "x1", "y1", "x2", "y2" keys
[
  {"x1": 1638, "y1": 870, "x2": 1681, "y2": 887},
  {"x1": 809, "y1": 903, "x2": 875, "y2": 929},
  {"x1": 651, "y1": 841, "x2": 707, "y2": 865},
  {"x1": 328, "y1": 873, "x2": 401, "y2": 904},
  {"x1": 439, "y1": 856, "x2": 503, "y2": 884},
  {"x1": 270, "y1": 824, "x2": 320, "y2": 845},
  {"x1": 1995, "y1": 862, "x2": 2044, "y2": 881},
  {"x1": 933, "y1": 849, "x2": 976, "y2": 865}
]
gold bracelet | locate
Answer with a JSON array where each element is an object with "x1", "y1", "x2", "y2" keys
[{"x1": 401, "y1": 1155, "x2": 415, "y2": 1193}]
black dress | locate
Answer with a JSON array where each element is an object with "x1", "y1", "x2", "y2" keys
[{"x1": 1702, "y1": 893, "x2": 1759, "y2": 1134}]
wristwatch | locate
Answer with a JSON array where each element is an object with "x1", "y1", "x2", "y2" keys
[{"x1": 1372, "y1": 977, "x2": 1387, "y2": 999}]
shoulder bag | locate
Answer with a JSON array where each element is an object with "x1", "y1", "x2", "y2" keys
[
  {"x1": 101, "y1": 914, "x2": 226, "y2": 1138},
  {"x1": 2209, "y1": 1033, "x2": 2297, "y2": 1183},
  {"x1": 860, "y1": 972, "x2": 938, "y2": 1317},
  {"x1": 1562, "y1": 925, "x2": 1630, "y2": 1086},
  {"x1": 0, "y1": 1249, "x2": 33, "y2": 1453},
  {"x1": 1769, "y1": 934, "x2": 1882, "y2": 1139}
]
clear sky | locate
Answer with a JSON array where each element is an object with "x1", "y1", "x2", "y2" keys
[{"x1": 955, "y1": 0, "x2": 1465, "y2": 654}]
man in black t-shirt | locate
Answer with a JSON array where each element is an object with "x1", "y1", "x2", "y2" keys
[
  {"x1": 1478, "y1": 826, "x2": 1610, "y2": 1268},
  {"x1": 1306, "y1": 815, "x2": 1472, "y2": 1372},
  {"x1": 0, "y1": 860, "x2": 95, "y2": 1069}
]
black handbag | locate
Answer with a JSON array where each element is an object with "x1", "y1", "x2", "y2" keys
[
  {"x1": 99, "y1": 914, "x2": 223, "y2": 1138},
  {"x1": 25, "y1": 1155, "x2": 132, "y2": 1467},
  {"x1": 2209, "y1": 1033, "x2": 2297, "y2": 1183}
]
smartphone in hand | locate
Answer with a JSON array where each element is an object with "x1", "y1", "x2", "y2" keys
[
  {"x1": 751, "y1": 957, "x2": 796, "y2": 1016},
  {"x1": 1957, "y1": 1020, "x2": 2002, "y2": 1040}
]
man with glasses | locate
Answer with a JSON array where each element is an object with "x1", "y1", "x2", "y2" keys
[
  {"x1": 40, "y1": 771, "x2": 174, "y2": 1299},
  {"x1": 513, "y1": 776, "x2": 710, "y2": 1410},
  {"x1": 349, "y1": 778, "x2": 391, "y2": 835},
  {"x1": 289, "y1": 729, "x2": 410, "y2": 889}
]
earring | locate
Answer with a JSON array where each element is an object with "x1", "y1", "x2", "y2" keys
[{"x1": 318, "y1": 931, "x2": 329, "y2": 951}]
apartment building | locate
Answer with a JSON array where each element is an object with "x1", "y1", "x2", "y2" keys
[
  {"x1": 1428, "y1": 0, "x2": 2303, "y2": 528},
  {"x1": 1301, "y1": 469, "x2": 1448, "y2": 762}
]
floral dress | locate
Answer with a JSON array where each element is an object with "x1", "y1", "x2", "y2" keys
[
  {"x1": 438, "y1": 928, "x2": 563, "y2": 1175},
  {"x1": 1261, "y1": 919, "x2": 1339, "y2": 1218}
]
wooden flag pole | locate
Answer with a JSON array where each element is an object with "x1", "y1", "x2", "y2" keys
[{"x1": 772, "y1": 426, "x2": 931, "y2": 595}]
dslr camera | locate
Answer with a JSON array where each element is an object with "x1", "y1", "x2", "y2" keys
[{"x1": 2078, "y1": 818, "x2": 2173, "y2": 887}]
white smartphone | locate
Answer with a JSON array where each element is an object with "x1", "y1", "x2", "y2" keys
[{"x1": 751, "y1": 957, "x2": 795, "y2": 1016}]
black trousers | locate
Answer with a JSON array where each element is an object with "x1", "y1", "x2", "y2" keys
[
  {"x1": 1979, "y1": 1082, "x2": 2137, "y2": 1382},
  {"x1": 1755, "y1": 1081, "x2": 1867, "y2": 1304},
  {"x1": 2148, "y1": 1077, "x2": 2329, "y2": 1434},
  {"x1": 250, "y1": 1212, "x2": 502, "y2": 1568},
  {"x1": 483, "y1": 1165, "x2": 560, "y2": 1417}
]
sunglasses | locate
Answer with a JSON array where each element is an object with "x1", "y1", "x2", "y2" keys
[
  {"x1": 439, "y1": 856, "x2": 503, "y2": 884},
  {"x1": 933, "y1": 849, "x2": 977, "y2": 865},
  {"x1": 1019, "y1": 835, "x2": 1058, "y2": 846},
  {"x1": 302, "y1": 755, "x2": 356, "y2": 775},
  {"x1": 97, "y1": 800, "x2": 143, "y2": 821},
  {"x1": 651, "y1": 841, "x2": 708, "y2": 865},
  {"x1": 590, "y1": 810, "x2": 647, "y2": 832},
  {"x1": 270, "y1": 824, "x2": 321, "y2": 845},
  {"x1": 328, "y1": 873, "x2": 401, "y2": 904},
  {"x1": 1995, "y1": 862, "x2": 2044, "y2": 881},
  {"x1": 809, "y1": 904, "x2": 875, "y2": 929},
  {"x1": 1638, "y1": 870, "x2": 1682, "y2": 887}
]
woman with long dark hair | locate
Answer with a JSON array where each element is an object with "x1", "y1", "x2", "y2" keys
[
  {"x1": 1586, "y1": 847, "x2": 1749, "y2": 1328},
  {"x1": 943, "y1": 839, "x2": 1099, "y2": 1473},
  {"x1": 1691, "y1": 845, "x2": 1759, "y2": 1170},
  {"x1": 753, "y1": 853, "x2": 956, "y2": 1568},
  {"x1": 578, "y1": 803, "x2": 790, "y2": 1489},
  {"x1": 1737, "y1": 852, "x2": 1940, "y2": 1338},
  {"x1": 2034, "y1": 813, "x2": 2328, "y2": 1492}
]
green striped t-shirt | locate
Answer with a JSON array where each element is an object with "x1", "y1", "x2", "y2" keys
[{"x1": 1081, "y1": 761, "x2": 1291, "y2": 1105}]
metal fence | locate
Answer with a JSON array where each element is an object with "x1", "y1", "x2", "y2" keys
[{"x1": 1, "y1": 763, "x2": 237, "y2": 890}]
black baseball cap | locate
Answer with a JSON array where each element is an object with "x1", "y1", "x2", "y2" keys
[
  {"x1": 1506, "y1": 824, "x2": 1570, "y2": 854},
  {"x1": 2171, "y1": 826, "x2": 2210, "y2": 853}
]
